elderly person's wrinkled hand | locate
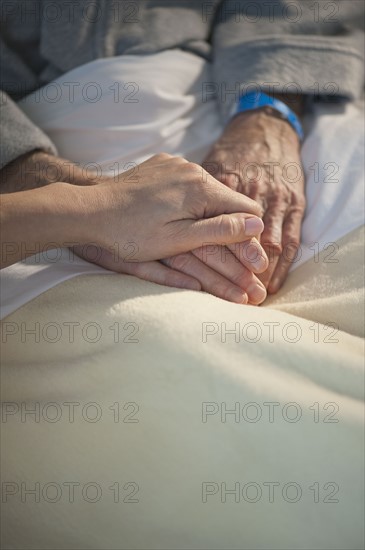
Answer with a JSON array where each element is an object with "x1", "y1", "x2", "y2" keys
[{"x1": 203, "y1": 109, "x2": 306, "y2": 295}]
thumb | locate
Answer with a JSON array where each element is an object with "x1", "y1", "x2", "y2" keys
[{"x1": 179, "y1": 214, "x2": 264, "y2": 250}]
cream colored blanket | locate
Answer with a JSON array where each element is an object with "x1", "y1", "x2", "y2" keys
[{"x1": 1, "y1": 227, "x2": 364, "y2": 550}]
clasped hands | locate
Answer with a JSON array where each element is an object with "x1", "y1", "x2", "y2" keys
[{"x1": 75, "y1": 109, "x2": 305, "y2": 305}]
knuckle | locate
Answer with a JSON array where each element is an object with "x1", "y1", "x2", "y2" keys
[
  {"x1": 229, "y1": 269, "x2": 248, "y2": 288},
  {"x1": 286, "y1": 238, "x2": 300, "y2": 250},
  {"x1": 283, "y1": 239, "x2": 300, "y2": 260},
  {"x1": 263, "y1": 216, "x2": 283, "y2": 235},
  {"x1": 216, "y1": 216, "x2": 238, "y2": 241},
  {"x1": 186, "y1": 161, "x2": 205, "y2": 181},
  {"x1": 286, "y1": 204, "x2": 306, "y2": 225},
  {"x1": 152, "y1": 152, "x2": 172, "y2": 161},
  {"x1": 263, "y1": 240, "x2": 282, "y2": 255},
  {"x1": 293, "y1": 198, "x2": 306, "y2": 211},
  {"x1": 179, "y1": 163, "x2": 202, "y2": 188}
]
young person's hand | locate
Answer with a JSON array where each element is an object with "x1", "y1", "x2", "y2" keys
[
  {"x1": 82, "y1": 153, "x2": 263, "y2": 259},
  {"x1": 74, "y1": 154, "x2": 268, "y2": 303}
]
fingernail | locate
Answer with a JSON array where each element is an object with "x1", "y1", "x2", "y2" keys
[
  {"x1": 228, "y1": 288, "x2": 248, "y2": 304},
  {"x1": 252, "y1": 249, "x2": 269, "y2": 272},
  {"x1": 245, "y1": 217, "x2": 264, "y2": 236},
  {"x1": 246, "y1": 280, "x2": 267, "y2": 304}
]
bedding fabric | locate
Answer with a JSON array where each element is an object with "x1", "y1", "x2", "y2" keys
[{"x1": 1, "y1": 226, "x2": 364, "y2": 549}]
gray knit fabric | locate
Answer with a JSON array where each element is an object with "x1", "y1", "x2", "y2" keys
[{"x1": 1, "y1": 0, "x2": 364, "y2": 169}]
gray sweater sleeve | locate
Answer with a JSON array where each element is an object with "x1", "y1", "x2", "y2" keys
[
  {"x1": 0, "y1": 36, "x2": 57, "y2": 170},
  {"x1": 212, "y1": 0, "x2": 365, "y2": 120},
  {"x1": 0, "y1": 91, "x2": 57, "y2": 170}
]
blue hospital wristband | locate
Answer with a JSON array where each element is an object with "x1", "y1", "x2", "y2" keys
[{"x1": 231, "y1": 91, "x2": 304, "y2": 142}]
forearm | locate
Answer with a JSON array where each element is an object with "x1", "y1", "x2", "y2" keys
[
  {"x1": 0, "y1": 182, "x2": 91, "y2": 268},
  {"x1": 0, "y1": 151, "x2": 97, "y2": 193},
  {"x1": 224, "y1": 109, "x2": 301, "y2": 159}
]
